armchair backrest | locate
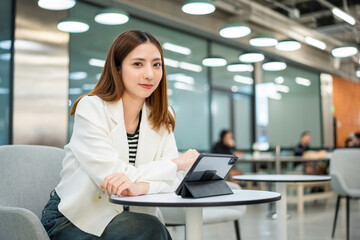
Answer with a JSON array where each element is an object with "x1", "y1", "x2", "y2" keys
[
  {"x1": 0, "y1": 145, "x2": 64, "y2": 218},
  {"x1": 330, "y1": 148, "x2": 360, "y2": 197}
]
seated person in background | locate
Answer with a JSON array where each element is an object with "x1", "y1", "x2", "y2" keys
[
  {"x1": 212, "y1": 130, "x2": 242, "y2": 155},
  {"x1": 346, "y1": 133, "x2": 360, "y2": 147},
  {"x1": 212, "y1": 130, "x2": 243, "y2": 182},
  {"x1": 294, "y1": 131, "x2": 327, "y2": 175},
  {"x1": 294, "y1": 131, "x2": 311, "y2": 157}
]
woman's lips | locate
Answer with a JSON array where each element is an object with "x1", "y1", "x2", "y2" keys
[{"x1": 139, "y1": 84, "x2": 153, "y2": 89}]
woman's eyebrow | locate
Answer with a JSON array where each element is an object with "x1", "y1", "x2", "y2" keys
[{"x1": 129, "y1": 57, "x2": 161, "y2": 61}]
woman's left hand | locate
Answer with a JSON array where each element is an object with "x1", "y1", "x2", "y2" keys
[{"x1": 100, "y1": 172, "x2": 149, "y2": 197}]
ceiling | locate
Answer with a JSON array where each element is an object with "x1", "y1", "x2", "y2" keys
[
  {"x1": 211, "y1": 0, "x2": 360, "y2": 46},
  {"x1": 82, "y1": 0, "x2": 360, "y2": 82},
  {"x1": 251, "y1": 0, "x2": 360, "y2": 44}
]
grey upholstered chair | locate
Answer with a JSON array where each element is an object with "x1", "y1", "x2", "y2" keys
[
  {"x1": 159, "y1": 181, "x2": 246, "y2": 240},
  {"x1": 330, "y1": 148, "x2": 360, "y2": 240},
  {"x1": 0, "y1": 145, "x2": 64, "y2": 240}
]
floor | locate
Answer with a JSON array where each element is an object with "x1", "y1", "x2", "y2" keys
[{"x1": 167, "y1": 197, "x2": 360, "y2": 240}]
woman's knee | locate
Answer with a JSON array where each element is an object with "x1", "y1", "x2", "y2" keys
[{"x1": 119, "y1": 212, "x2": 171, "y2": 240}]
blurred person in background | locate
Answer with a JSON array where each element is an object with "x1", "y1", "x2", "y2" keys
[{"x1": 212, "y1": 129, "x2": 243, "y2": 182}]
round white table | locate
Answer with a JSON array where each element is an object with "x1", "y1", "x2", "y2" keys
[
  {"x1": 110, "y1": 189, "x2": 281, "y2": 240},
  {"x1": 233, "y1": 174, "x2": 331, "y2": 240}
]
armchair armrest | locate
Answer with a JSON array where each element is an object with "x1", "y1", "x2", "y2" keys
[{"x1": 0, "y1": 205, "x2": 50, "y2": 240}]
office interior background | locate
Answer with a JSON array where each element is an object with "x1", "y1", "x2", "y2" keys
[{"x1": 1, "y1": 0, "x2": 360, "y2": 154}]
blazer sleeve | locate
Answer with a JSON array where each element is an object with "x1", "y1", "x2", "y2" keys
[
  {"x1": 69, "y1": 97, "x2": 178, "y2": 189},
  {"x1": 138, "y1": 131, "x2": 186, "y2": 194}
]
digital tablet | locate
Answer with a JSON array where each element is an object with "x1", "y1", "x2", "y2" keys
[{"x1": 175, "y1": 153, "x2": 238, "y2": 196}]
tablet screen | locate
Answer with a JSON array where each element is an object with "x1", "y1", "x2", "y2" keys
[{"x1": 175, "y1": 153, "x2": 237, "y2": 195}]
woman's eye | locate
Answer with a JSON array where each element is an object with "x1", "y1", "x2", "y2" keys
[
  {"x1": 154, "y1": 63, "x2": 162, "y2": 67},
  {"x1": 134, "y1": 62, "x2": 142, "y2": 66}
]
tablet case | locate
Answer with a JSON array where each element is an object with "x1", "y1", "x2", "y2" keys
[
  {"x1": 179, "y1": 179, "x2": 233, "y2": 198},
  {"x1": 176, "y1": 153, "x2": 237, "y2": 198}
]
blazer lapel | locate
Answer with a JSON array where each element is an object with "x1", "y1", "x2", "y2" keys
[
  {"x1": 105, "y1": 99, "x2": 129, "y2": 162},
  {"x1": 135, "y1": 104, "x2": 161, "y2": 166}
]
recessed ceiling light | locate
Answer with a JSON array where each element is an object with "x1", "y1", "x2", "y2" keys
[
  {"x1": 356, "y1": 70, "x2": 360, "y2": 78},
  {"x1": 179, "y1": 62, "x2": 202, "y2": 72},
  {"x1": 249, "y1": 34, "x2": 278, "y2": 47},
  {"x1": 219, "y1": 23, "x2": 251, "y2": 38},
  {"x1": 276, "y1": 85, "x2": 290, "y2": 93},
  {"x1": 332, "y1": 8, "x2": 356, "y2": 25},
  {"x1": 275, "y1": 39, "x2": 301, "y2": 51},
  {"x1": 202, "y1": 56, "x2": 227, "y2": 67},
  {"x1": 38, "y1": 0, "x2": 75, "y2": 10},
  {"x1": 94, "y1": 9, "x2": 129, "y2": 25},
  {"x1": 57, "y1": 18, "x2": 89, "y2": 33},
  {"x1": 239, "y1": 52, "x2": 265, "y2": 63},
  {"x1": 89, "y1": 58, "x2": 105, "y2": 67},
  {"x1": 262, "y1": 61, "x2": 287, "y2": 71},
  {"x1": 69, "y1": 88, "x2": 83, "y2": 95},
  {"x1": 164, "y1": 58, "x2": 180, "y2": 68},
  {"x1": 231, "y1": 86, "x2": 239, "y2": 92},
  {"x1": 182, "y1": 0, "x2": 215, "y2": 15},
  {"x1": 274, "y1": 76, "x2": 284, "y2": 84},
  {"x1": 233, "y1": 75, "x2": 254, "y2": 85},
  {"x1": 295, "y1": 77, "x2": 311, "y2": 86},
  {"x1": 331, "y1": 45, "x2": 358, "y2": 58},
  {"x1": 168, "y1": 73, "x2": 195, "y2": 85},
  {"x1": 163, "y1": 42, "x2": 191, "y2": 55},
  {"x1": 227, "y1": 63, "x2": 254, "y2": 72},
  {"x1": 69, "y1": 71, "x2": 88, "y2": 80},
  {"x1": 305, "y1": 37, "x2": 327, "y2": 50}
]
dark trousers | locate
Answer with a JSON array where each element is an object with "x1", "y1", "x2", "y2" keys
[{"x1": 41, "y1": 191, "x2": 172, "y2": 240}]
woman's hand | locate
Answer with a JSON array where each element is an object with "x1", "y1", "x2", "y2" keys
[
  {"x1": 172, "y1": 149, "x2": 200, "y2": 171},
  {"x1": 100, "y1": 172, "x2": 149, "y2": 197}
]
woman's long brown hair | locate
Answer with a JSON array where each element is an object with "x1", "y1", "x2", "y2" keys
[{"x1": 70, "y1": 30, "x2": 175, "y2": 132}]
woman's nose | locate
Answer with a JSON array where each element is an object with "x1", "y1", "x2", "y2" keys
[{"x1": 143, "y1": 64, "x2": 154, "y2": 79}]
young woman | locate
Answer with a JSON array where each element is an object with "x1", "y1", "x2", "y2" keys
[{"x1": 41, "y1": 30, "x2": 199, "y2": 239}]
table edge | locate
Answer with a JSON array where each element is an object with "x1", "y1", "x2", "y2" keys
[
  {"x1": 233, "y1": 176, "x2": 331, "y2": 183},
  {"x1": 109, "y1": 194, "x2": 281, "y2": 207}
]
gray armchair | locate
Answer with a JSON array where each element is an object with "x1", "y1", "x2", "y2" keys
[
  {"x1": 159, "y1": 181, "x2": 246, "y2": 240},
  {"x1": 0, "y1": 145, "x2": 64, "y2": 240},
  {"x1": 330, "y1": 148, "x2": 360, "y2": 240}
]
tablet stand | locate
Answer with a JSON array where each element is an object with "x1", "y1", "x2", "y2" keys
[{"x1": 179, "y1": 179, "x2": 233, "y2": 198}]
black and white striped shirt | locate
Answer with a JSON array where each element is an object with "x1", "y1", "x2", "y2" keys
[{"x1": 127, "y1": 113, "x2": 141, "y2": 165}]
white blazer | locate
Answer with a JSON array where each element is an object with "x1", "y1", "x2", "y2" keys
[{"x1": 55, "y1": 96, "x2": 184, "y2": 237}]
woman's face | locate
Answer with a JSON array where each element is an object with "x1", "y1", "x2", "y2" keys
[{"x1": 121, "y1": 42, "x2": 163, "y2": 101}]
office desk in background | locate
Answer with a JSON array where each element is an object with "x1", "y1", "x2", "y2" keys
[
  {"x1": 110, "y1": 189, "x2": 281, "y2": 240},
  {"x1": 236, "y1": 154, "x2": 331, "y2": 174}
]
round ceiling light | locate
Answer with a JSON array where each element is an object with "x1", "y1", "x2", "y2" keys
[
  {"x1": 57, "y1": 18, "x2": 89, "y2": 33},
  {"x1": 239, "y1": 52, "x2": 265, "y2": 63},
  {"x1": 262, "y1": 61, "x2": 287, "y2": 71},
  {"x1": 38, "y1": 0, "x2": 76, "y2": 10},
  {"x1": 219, "y1": 23, "x2": 251, "y2": 38},
  {"x1": 275, "y1": 39, "x2": 301, "y2": 51},
  {"x1": 182, "y1": 0, "x2": 215, "y2": 15},
  {"x1": 331, "y1": 44, "x2": 358, "y2": 58},
  {"x1": 202, "y1": 56, "x2": 227, "y2": 67},
  {"x1": 249, "y1": 34, "x2": 278, "y2": 47},
  {"x1": 94, "y1": 9, "x2": 129, "y2": 25}
]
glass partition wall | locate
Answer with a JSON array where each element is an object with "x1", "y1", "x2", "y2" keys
[
  {"x1": 0, "y1": 0, "x2": 14, "y2": 145},
  {"x1": 260, "y1": 64, "x2": 322, "y2": 149},
  {"x1": 67, "y1": 1, "x2": 322, "y2": 152},
  {"x1": 210, "y1": 43, "x2": 253, "y2": 150}
]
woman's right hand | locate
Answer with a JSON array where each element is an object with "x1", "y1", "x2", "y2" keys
[{"x1": 172, "y1": 149, "x2": 200, "y2": 171}]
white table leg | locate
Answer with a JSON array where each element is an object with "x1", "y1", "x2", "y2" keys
[
  {"x1": 185, "y1": 207, "x2": 203, "y2": 240},
  {"x1": 276, "y1": 182, "x2": 287, "y2": 240}
]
